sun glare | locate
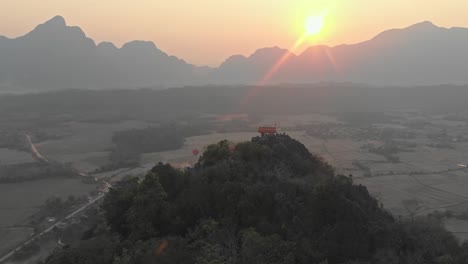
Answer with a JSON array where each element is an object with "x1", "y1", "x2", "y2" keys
[{"x1": 305, "y1": 15, "x2": 324, "y2": 35}]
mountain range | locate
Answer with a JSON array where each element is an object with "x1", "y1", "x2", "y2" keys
[{"x1": 1, "y1": 16, "x2": 468, "y2": 91}]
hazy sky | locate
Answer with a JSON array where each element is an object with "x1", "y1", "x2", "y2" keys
[{"x1": 1, "y1": 0, "x2": 468, "y2": 66}]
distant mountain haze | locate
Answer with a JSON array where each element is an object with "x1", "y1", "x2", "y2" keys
[
  {"x1": 214, "y1": 21, "x2": 468, "y2": 85},
  {"x1": 0, "y1": 16, "x2": 204, "y2": 90},
  {"x1": 0, "y1": 16, "x2": 467, "y2": 91}
]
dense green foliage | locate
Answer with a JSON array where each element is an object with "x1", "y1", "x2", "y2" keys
[{"x1": 44, "y1": 135, "x2": 467, "y2": 264}]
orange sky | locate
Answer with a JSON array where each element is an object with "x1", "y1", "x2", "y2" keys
[{"x1": 1, "y1": 0, "x2": 468, "y2": 66}]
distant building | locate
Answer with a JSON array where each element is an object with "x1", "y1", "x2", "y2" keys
[{"x1": 257, "y1": 126, "x2": 277, "y2": 136}]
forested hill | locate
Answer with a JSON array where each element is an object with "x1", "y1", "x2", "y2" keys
[{"x1": 44, "y1": 135, "x2": 467, "y2": 264}]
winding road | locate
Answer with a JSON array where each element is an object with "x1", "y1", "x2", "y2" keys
[
  {"x1": 25, "y1": 134, "x2": 48, "y2": 163},
  {"x1": 0, "y1": 135, "x2": 109, "y2": 263}
]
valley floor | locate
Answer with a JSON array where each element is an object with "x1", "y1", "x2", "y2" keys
[{"x1": 3, "y1": 111, "x2": 468, "y2": 262}]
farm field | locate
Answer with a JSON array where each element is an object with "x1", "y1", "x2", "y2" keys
[
  {"x1": 444, "y1": 218, "x2": 468, "y2": 242},
  {"x1": 38, "y1": 120, "x2": 155, "y2": 172},
  {"x1": 0, "y1": 178, "x2": 98, "y2": 256},
  {"x1": 355, "y1": 173, "x2": 468, "y2": 216},
  {"x1": 255, "y1": 114, "x2": 342, "y2": 127},
  {"x1": 0, "y1": 227, "x2": 33, "y2": 256},
  {"x1": 0, "y1": 148, "x2": 35, "y2": 166},
  {"x1": 4, "y1": 237, "x2": 59, "y2": 264},
  {"x1": 47, "y1": 151, "x2": 110, "y2": 172},
  {"x1": 0, "y1": 179, "x2": 97, "y2": 228}
]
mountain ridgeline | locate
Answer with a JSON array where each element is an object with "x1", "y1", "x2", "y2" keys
[
  {"x1": 1, "y1": 16, "x2": 468, "y2": 91},
  {"x1": 44, "y1": 135, "x2": 467, "y2": 264},
  {"x1": 0, "y1": 16, "x2": 207, "y2": 90}
]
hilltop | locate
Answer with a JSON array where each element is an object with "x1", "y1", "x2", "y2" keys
[{"x1": 43, "y1": 135, "x2": 467, "y2": 264}]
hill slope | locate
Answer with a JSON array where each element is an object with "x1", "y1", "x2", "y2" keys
[{"x1": 44, "y1": 135, "x2": 467, "y2": 264}]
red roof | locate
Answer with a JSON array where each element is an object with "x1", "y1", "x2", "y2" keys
[{"x1": 258, "y1": 126, "x2": 277, "y2": 134}]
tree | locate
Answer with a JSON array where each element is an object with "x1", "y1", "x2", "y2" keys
[
  {"x1": 101, "y1": 177, "x2": 139, "y2": 237},
  {"x1": 402, "y1": 198, "x2": 424, "y2": 223}
]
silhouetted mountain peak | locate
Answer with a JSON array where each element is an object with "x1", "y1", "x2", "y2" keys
[
  {"x1": 300, "y1": 45, "x2": 331, "y2": 55},
  {"x1": 27, "y1": 15, "x2": 93, "y2": 46},
  {"x1": 97, "y1": 42, "x2": 119, "y2": 57},
  {"x1": 218, "y1": 54, "x2": 248, "y2": 69},
  {"x1": 408, "y1": 21, "x2": 438, "y2": 30},
  {"x1": 42, "y1": 15, "x2": 67, "y2": 28},
  {"x1": 97, "y1": 41, "x2": 118, "y2": 50},
  {"x1": 368, "y1": 21, "x2": 440, "y2": 44},
  {"x1": 250, "y1": 46, "x2": 289, "y2": 59},
  {"x1": 122, "y1": 41, "x2": 157, "y2": 51},
  {"x1": 224, "y1": 54, "x2": 247, "y2": 62},
  {"x1": 120, "y1": 41, "x2": 170, "y2": 60}
]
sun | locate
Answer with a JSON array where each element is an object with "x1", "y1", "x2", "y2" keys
[{"x1": 305, "y1": 15, "x2": 325, "y2": 35}]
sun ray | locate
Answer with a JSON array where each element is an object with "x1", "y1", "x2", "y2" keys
[
  {"x1": 240, "y1": 12, "x2": 328, "y2": 107},
  {"x1": 324, "y1": 48, "x2": 340, "y2": 73},
  {"x1": 240, "y1": 34, "x2": 309, "y2": 107}
]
